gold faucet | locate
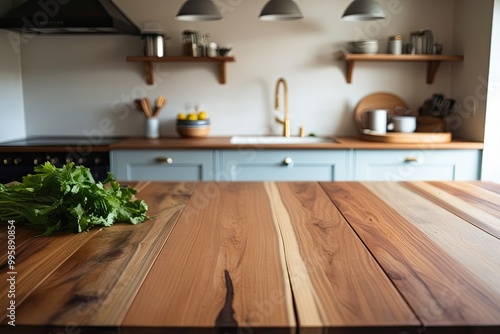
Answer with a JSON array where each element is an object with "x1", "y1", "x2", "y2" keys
[{"x1": 275, "y1": 77, "x2": 290, "y2": 137}]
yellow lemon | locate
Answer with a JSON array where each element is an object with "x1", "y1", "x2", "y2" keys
[
  {"x1": 187, "y1": 112, "x2": 198, "y2": 121},
  {"x1": 198, "y1": 111, "x2": 208, "y2": 120},
  {"x1": 177, "y1": 113, "x2": 187, "y2": 120}
]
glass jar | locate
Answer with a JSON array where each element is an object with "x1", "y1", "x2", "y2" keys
[{"x1": 388, "y1": 35, "x2": 403, "y2": 55}]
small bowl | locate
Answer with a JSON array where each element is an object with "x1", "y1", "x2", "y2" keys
[
  {"x1": 175, "y1": 118, "x2": 211, "y2": 137},
  {"x1": 218, "y1": 47, "x2": 232, "y2": 57},
  {"x1": 176, "y1": 125, "x2": 211, "y2": 138},
  {"x1": 348, "y1": 40, "x2": 379, "y2": 54},
  {"x1": 176, "y1": 119, "x2": 211, "y2": 126}
]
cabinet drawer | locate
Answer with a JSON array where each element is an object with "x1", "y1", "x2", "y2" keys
[
  {"x1": 220, "y1": 150, "x2": 348, "y2": 181},
  {"x1": 111, "y1": 150, "x2": 215, "y2": 181},
  {"x1": 354, "y1": 150, "x2": 481, "y2": 181}
]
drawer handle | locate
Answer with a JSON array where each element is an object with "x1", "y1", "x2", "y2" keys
[
  {"x1": 404, "y1": 156, "x2": 420, "y2": 163},
  {"x1": 283, "y1": 157, "x2": 294, "y2": 166},
  {"x1": 155, "y1": 156, "x2": 173, "y2": 164}
]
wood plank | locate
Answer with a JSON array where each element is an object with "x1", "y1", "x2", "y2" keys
[
  {"x1": 122, "y1": 182, "x2": 295, "y2": 331},
  {"x1": 265, "y1": 182, "x2": 420, "y2": 328},
  {"x1": 0, "y1": 226, "x2": 101, "y2": 323},
  {"x1": 107, "y1": 136, "x2": 483, "y2": 151},
  {"x1": 2, "y1": 182, "x2": 195, "y2": 327},
  {"x1": 340, "y1": 54, "x2": 464, "y2": 62},
  {"x1": 321, "y1": 182, "x2": 500, "y2": 327},
  {"x1": 365, "y1": 182, "x2": 500, "y2": 299},
  {"x1": 359, "y1": 132, "x2": 452, "y2": 144},
  {"x1": 404, "y1": 181, "x2": 500, "y2": 239},
  {"x1": 472, "y1": 180, "x2": 500, "y2": 195},
  {"x1": 126, "y1": 55, "x2": 235, "y2": 63}
]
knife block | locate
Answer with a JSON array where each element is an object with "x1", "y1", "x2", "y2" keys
[{"x1": 416, "y1": 116, "x2": 446, "y2": 132}]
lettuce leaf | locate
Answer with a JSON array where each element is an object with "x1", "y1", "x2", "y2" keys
[{"x1": 0, "y1": 162, "x2": 148, "y2": 235}]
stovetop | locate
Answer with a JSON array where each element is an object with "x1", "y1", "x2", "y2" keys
[{"x1": 0, "y1": 136, "x2": 124, "y2": 147}]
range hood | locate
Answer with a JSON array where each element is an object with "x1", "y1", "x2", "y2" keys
[{"x1": 0, "y1": 0, "x2": 140, "y2": 35}]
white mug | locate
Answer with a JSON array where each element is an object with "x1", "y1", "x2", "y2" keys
[
  {"x1": 388, "y1": 116, "x2": 416, "y2": 133},
  {"x1": 364, "y1": 109, "x2": 388, "y2": 134}
]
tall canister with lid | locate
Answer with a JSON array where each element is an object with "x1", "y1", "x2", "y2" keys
[
  {"x1": 142, "y1": 32, "x2": 166, "y2": 57},
  {"x1": 388, "y1": 35, "x2": 403, "y2": 54}
]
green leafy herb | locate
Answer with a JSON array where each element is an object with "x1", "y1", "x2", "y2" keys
[{"x1": 0, "y1": 162, "x2": 148, "y2": 235}]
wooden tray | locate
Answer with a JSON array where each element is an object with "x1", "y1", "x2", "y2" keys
[
  {"x1": 354, "y1": 92, "x2": 412, "y2": 132},
  {"x1": 360, "y1": 131, "x2": 452, "y2": 143}
]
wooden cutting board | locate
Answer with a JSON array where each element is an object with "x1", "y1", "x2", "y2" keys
[
  {"x1": 360, "y1": 131, "x2": 452, "y2": 143},
  {"x1": 354, "y1": 92, "x2": 451, "y2": 143},
  {"x1": 354, "y1": 92, "x2": 412, "y2": 132}
]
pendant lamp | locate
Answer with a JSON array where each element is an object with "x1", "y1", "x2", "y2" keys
[
  {"x1": 176, "y1": 0, "x2": 222, "y2": 21},
  {"x1": 342, "y1": 0, "x2": 386, "y2": 21},
  {"x1": 259, "y1": 0, "x2": 303, "y2": 21}
]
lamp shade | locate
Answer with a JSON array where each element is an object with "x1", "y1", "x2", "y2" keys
[
  {"x1": 259, "y1": 0, "x2": 303, "y2": 21},
  {"x1": 342, "y1": 0, "x2": 386, "y2": 21},
  {"x1": 176, "y1": 0, "x2": 222, "y2": 21}
]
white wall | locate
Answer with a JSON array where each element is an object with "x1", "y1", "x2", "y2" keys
[
  {"x1": 17, "y1": 0, "x2": 458, "y2": 138},
  {"x1": 482, "y1": 0, "x2": 500, "y2": 182},
  {"x1": 0, "y1": 0, "x2": 25, "y2": 143},
  {"x1": 451, "y1": 0, "x2": 493, "y2": 142},
  {"x1": 0, "y1": 28, "x2": 25, "y2": 142}
]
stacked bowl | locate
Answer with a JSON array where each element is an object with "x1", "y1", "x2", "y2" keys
[
  {"x1": 348, "y1": 39, "x2": 379, "y2": 54},
  {"x1": 176, "y1": 119, "x2": 211, "y2": 138}
]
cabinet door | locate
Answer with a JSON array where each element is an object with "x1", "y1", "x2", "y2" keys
[
  {"x1": 111, "y1": 150, "x2": 215, "y2": 181},
  {"x1": 220, "y1": 150, "x2": 349, "y2": 181},
  {"x1": 354, "y1": 150, "x2": 481, "y2": 181}
]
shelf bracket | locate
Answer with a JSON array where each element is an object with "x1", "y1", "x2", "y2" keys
[
  {"x1": 127, "y1": 56, "x2": 235, "y2": 86},
  {"x1": 144, "y1": 62, "x2": 154, "y2": 85},
  {"x1": 220, "y1": 61, "x2": 227, "y2": 84},
  {"x1": 345, "y1": 60, "x2": 354, "y2": 84},
  {"x1": 339, "y1": 54, "x2": 463, "y2": 85},
  {"x1": 427, "y1": 60, "x2": 441, "y2": 84}
]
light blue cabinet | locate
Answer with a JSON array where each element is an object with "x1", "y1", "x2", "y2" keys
[
  {"x1": 111, "y1": 148, "x2": 481, "y2": 182},
  {"x1": 111, "y1": 150, "x2": 216, "y2": 181},
  {"x1": 353, "y1": 149, "x2": 481, "y2": 181},
  {"x1": 219, "y1": 150, "x2": 349, "y2": 181}
]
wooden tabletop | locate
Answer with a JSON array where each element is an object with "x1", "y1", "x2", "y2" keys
[{"x1": 1, "y1": 181, "x2": 499, "y2": 333}]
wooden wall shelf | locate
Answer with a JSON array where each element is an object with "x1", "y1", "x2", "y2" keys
[
  {"x1": 126, "y1": 56, "x2": 235, "y2": 85},
  {"x1": 338, "y1": 54, "x2": 464, "y2": 84}
]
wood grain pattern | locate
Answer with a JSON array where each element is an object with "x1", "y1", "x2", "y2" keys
[
  {"x1": 472, "y1": 180, "x2": 500, "y2": 195},
  {"x1": 2, "y1": 181, "x2": 499, "y2": 333},
  {"x1": 265, "y1": 182, "x2": 420, "y2": 327},
  {"x1": 0, "y1": 227, "x2": 100, "y2": 322},
  {"x1": 321, "y1": 182, "x2": 500, "y2": 326},
  {"x1": 341, "y1": 54, "x2": 464, "y2": 62},
  {"x1": 403, "y1": 181, "x2": 500, "y2": 239},
  {"x1": 108, "y1": 136, "x2": 483, "y2": 150},
  {"x1": 354, "y1": 92, "x2": 411, "y2": 132},
  {"x1": 123, "y1": 182, "x2": 295, "y2": 329},
  {"x1": 359, "y1": 132, "x2": 452, "y2": 144},
  {"x1": 2, "y1": 182, "x2": 195, "y2": 327}
]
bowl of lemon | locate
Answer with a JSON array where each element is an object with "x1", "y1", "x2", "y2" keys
[{"x1": 176, "y1": 110, "x2": 211, "y2": 138}]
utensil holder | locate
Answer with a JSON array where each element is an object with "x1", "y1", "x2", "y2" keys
[{"x1": 145, "y1": 118, "x2": 160, "y2": 138}]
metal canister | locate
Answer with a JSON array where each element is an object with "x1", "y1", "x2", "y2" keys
[
  {"x1": 142, "y1": 32, "x2": 165, "y2": 57},
  {"x1": 388, "y1": 35, "x2": 403, "y2": 54}
]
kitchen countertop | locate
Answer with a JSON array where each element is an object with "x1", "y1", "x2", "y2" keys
[
  {"x1": 109, "y1": 136, "x2": 484, "y2": 150},
  {"x1": 0, "y1": 136, "x2": 483, "y2": 152},
  {"x1": 0, "y1": 136, "x2": 126, "y2": 153},
  {"x1": 1, "y1": 181, "x2": 499, "y2": 333}
]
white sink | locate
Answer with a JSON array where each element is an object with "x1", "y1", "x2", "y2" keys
[{"x1": 230, "y1": 136, "x2": 337, "y2": 144}]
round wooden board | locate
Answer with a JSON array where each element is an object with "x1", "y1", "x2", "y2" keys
[
  {"x1": 360, "y1": 131, "x2": 452, "y2": 143},
  {"x1": 354, "y1": 92, "x2": 413, "y2": 132}
]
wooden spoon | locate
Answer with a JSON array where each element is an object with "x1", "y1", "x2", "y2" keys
[
  {"x1": 141, "y1": 98, "x2": 153, "y2": 118},
  {"x1": 134, "y1": 99, "x2": 143, "y2": 112},
  {"x1": 154, "y1": 96, "x2": 167, "y2": 117}
]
